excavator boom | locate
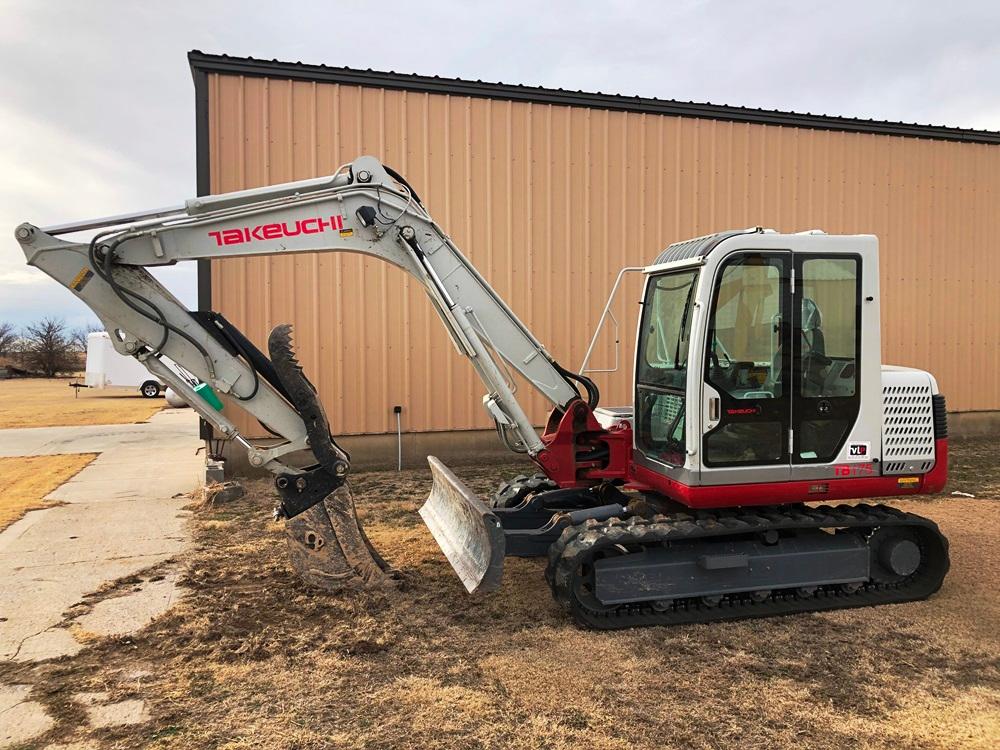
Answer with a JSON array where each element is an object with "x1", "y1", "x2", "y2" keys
[{"x1": 15, "y1": 156, "x2": 585, "y2": 594}]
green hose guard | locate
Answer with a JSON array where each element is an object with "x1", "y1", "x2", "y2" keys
[{"x1": 193, "y1": 382, "x2": 224, "y2": 411}]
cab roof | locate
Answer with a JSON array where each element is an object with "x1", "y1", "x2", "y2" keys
[{"x1": 651, "y1": 228, "x2": 761, "y2": 266}]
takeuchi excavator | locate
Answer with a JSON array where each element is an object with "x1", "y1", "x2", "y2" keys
[{"x1": 16, "y1": 156, "x2": 949, "y2": 629}]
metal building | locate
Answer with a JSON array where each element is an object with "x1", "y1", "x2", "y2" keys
[{"x1": 189, "y1": 51, "x2": 1000, "y2": 464}]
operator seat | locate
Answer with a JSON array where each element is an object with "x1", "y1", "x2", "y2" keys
[
  {"x1": 800, "y1": 298, "x2": 830, "y2": 394},
  {"x1": 801, "y1": 298, "x2": 825, "y2": 358},
  {"x1": 765, "y1": 298, "x2": 828, "y2": 394}
]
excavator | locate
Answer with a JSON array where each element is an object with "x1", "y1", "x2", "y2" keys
[{"x1": 15, "y1": 156, "x2": 949, "y2": 629}]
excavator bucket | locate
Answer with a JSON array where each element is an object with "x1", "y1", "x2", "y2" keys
[
  {"x1": 419, "y1": 456, "x2": 505, "y2": 593},
  {"x1": 268, "y1": 323, "x2": 397, "y2": 592},
  {"x1": 284, "y1": 484, "x2": 397, "y2": 591}
]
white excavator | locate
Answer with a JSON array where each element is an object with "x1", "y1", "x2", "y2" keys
[{"x1": 15, "y1": 156, "x2": 949, "y2": 629}]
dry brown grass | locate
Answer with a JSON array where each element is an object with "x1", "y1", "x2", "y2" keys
[
  {"x1": 0, "y1": 453, "x2": 96, "y2": 530},
  {"x1": 0, "y1": 378, "x2": 163, "y2": 429},
  {"x1": 3, "y1": 438, "x2": 998, "y2": 749}
]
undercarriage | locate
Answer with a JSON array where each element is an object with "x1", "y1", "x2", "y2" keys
[
  {"x1": 546, "y1": 502, "x2": 949, "y2": 629},
  {"x1": 432, "y1": 472, "x2": 949, "y2": 629}
]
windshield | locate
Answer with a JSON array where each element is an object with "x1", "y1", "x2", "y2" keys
[{"x1": 636, "y1": 269, "x2": 699, "y2": 390}]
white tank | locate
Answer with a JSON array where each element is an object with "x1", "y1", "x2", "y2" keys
[{"x1": 164, "y1": 388, "x2": 189, "y2": 408}]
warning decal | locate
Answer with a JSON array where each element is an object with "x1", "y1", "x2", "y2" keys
[{"x1": 70, "y1": 267, "x2": 94, "y2": 292}]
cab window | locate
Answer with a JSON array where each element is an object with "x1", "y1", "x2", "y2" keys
[
  {"x1": 635, "y1": 269, "x2": 699, "y2": 465},
  {"x1": 794, "y1": 256, "x2": 861, "y2": 463},
  {"x1": 707, "y1": 258, "x2": 783, "y2": 400},
  {"x1": 703, "y1": 254, "x2": 788, "y2": 467},
  {"x1": 636, "y1": 271, "x2": 699, "y2": 390}
]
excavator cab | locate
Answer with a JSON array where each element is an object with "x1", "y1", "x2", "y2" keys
[{"x1": 633, "y1": 230, "x2": 875, "y2": 485}]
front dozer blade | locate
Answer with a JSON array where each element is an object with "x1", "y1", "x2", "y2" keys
[{"x1": 419, "y1": 456, "x2": 505, "y2": 594}]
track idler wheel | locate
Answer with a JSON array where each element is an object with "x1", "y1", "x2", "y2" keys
[{"x1": 869, "y1": 527, "x2": 923, "y2": 584}]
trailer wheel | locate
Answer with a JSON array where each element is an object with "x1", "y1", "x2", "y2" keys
[{"x1": 140, "y1": 381, "x2": 161, "y2": 398}]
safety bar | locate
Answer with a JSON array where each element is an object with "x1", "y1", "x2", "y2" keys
[{"x1": 579, "y1": 267, "x2": 644, "y2": 374}]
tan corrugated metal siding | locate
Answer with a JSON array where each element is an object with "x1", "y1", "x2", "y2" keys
[{"x1": 206, "y1": 72, "x2": 1000, "y2": 436}]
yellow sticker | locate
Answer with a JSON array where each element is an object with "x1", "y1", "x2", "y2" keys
[
  {"x1": 897, "y1": 476, "x2": 920, "y2": 487},
  {"x1": 70, "y1": 267, "x2": 94, "y2": 292},
  {"x1": 339, "y1": 228, "x2": 354, "y2": 238}
]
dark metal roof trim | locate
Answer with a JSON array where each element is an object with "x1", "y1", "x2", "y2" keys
[
  {"x1": 191, "y1": 62, "x2": 214, "y2": 443},
  {"x1": 189, "y1": 51, "x2": 1000, "y2": 146},
  {"x1": 192, "y1": 65, "x2": 212, "y2": 315},
  {"x1": 652, "y1": 230, "x2": 757, "y2": 266}
]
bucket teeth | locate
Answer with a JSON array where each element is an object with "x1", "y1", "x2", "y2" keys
[
  {"x1": 268, "y1": 324, "x2": 346, "y2": 470},
  {"x1": 268, "y1": 323, "x2": 303, "y2": 370}
]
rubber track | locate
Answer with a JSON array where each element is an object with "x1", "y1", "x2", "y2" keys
[{"x1": 545, "y1": 504, "x2": 949, "y2": 629}]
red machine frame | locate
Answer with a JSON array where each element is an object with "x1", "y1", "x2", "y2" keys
[{"x1": 534, "y1": 402, "x2": 947, "y2": 510}]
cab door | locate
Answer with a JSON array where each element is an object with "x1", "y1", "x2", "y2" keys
[
  {"x1": 700, "y1": 252, "x2": 792, "y2": 485},
  {"x1": 790, "y1": 254, "x2": 862, "y2": 470},
  {"x1": 633, "y1": 268, "x2": 701, "y2": 471}
]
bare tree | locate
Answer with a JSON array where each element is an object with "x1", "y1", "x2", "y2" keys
[
  {"x1": 70, "y1": 323, "x2": 103, "y2": 354},
  {"x1": 0, "y1": 322, "x2": 18, "y2": 358},
  {"x1": 22, "y1": 317, "x2": 75, "y2": 377}
]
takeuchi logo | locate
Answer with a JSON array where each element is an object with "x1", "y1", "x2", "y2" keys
[
  {"x1": 726, "y1": 405, "x2": 763, "y2": 416},
  {"x1": 208, "y1": 215, "x2": 345, "y2": 246}
]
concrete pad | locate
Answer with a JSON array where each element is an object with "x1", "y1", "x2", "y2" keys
[
  {"x1": 57, "y1": 457, "x2": 195, "y2": 482},
  {"x1": 74, "y1": 573, "x2": 183, "y2": 637},
  {"x1": 0, "y1": 498, "x2": 189, "y2": 661},
  {"x1": 0, "y1": 410, "x2": 200, "y2": 662},
  {"x1": 0, "y1": 497, "x2": 188, "y2": 565},
  {"x1": 0, "y1": 408, "x2": 197, "y2": 458},
  {"x1": 75, "y1": 693, "x2": 150, "y2": 728},
  {"x1": 10, "y1": 628, "x2": 82, "y2": 662},
  {"x1": 73, "y1": 692, "x2": 105, "y2": 706},
  {"x1": 72, "y1": 692, "x2": 108, "y2": 705},
  {"x1": 48, "y1": 474, "x2": 199, "y2": 503},
  {"x1": 0, "y1": 684, "x2": 53, "y2": 748}
]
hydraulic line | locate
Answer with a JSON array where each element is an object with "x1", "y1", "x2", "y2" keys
[
  {"x1": 554, "y1": 361, "x2": 600, "y2": 410},
  {"x1": 496, "y1": 418, "x2": 529, "y2": 454},
  {"x1": 88, "y1": 233, "x2": 264, "y2": 400}
]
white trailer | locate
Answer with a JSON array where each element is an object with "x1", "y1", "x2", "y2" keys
[{"x1": 85, "y1": 331, "x2": 173, "y2": 397}]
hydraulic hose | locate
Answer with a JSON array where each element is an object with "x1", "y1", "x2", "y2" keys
[{"x1": 554, "y1": 362, "x2": 600, "y2": 410}]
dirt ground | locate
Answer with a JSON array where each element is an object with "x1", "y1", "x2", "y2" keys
[
  {"x1": 2, "y1": 438, "x2": 997, "y2": 749},
  {"x1": 0, "y1": 378, "x2": 162, "y2": 429},
  {"x1": 0, "y1": 453, "x2": 95, "y2": 530}
]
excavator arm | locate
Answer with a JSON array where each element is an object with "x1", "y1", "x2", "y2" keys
[{"x1": 15, "y1": 156, "x2": 589, "y2": 592}]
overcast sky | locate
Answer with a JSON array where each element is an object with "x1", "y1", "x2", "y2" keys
[{"x1": 1, "y1": 0, "x2": 998, "y2": 330}]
